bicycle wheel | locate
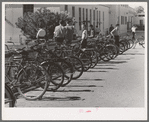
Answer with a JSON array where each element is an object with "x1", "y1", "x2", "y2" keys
[
  {"x1": 119, "y1": 42, "x2": 126, "y2": 54},
  {"x1": 106, "y1": 44, "x2": 118, "y2": 59},
  {"x1": 5, "y1": 83, "x2": 16, "y2": 107},
  {"x1": 100, "y1": 45, "x2": 114, "y2": 62},
  {"x1": 46, "y1": 62, "x2": 64, "y2": 91},
  {"x1": 56, "y1": 59, "x2": 73, "y2": 87},
  {"x1": 127, "y1": 39, "x2": 134, "y2": 49},
  {"x1": 138, "y1": 38, "x2": 145, "y2": 48},
  {"x1": 78, "y1": 51, "x2": 92, "y2": 71},
  {"x1": 66, "y1": 56, "x2": 84, "y2": 79},
  {"x1": 17, "y1": 64, "x2": 49, "y2": 100},
  {"x1": 90, "y1": 50, "x2": 99, "y2": 68}
]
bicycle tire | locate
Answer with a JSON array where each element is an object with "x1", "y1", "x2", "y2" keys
[
  {"x1": 100, "y1": 45, "x2": 114, "y2": 62},
  {"x1": 41, "y1": 61, "x2": 64, "y2": 91},
  {"x1": 56, "y1": 58, "x2": 73, "y2": 87},
  {"x1": 5, "y1": 83, "x2": 16, "y2": 107},
  {"x1": 119, "y1": 42, "x2": 126, "y2": 54},
  {"x1": 78, "y1": 51, "x2": 92, "y2": 71},
  {"x1": 17, "y1": 64, "x2": 49, "y2": 100},
  {"x1": 90, "y1": 50, "x2": 99, "y2": 68},
  {"x1": 66, "y1": 56, "x2": 84, "y2": 79},
  {"x1": 127, "y1": 39, "x2": 134, "y2": 49}
]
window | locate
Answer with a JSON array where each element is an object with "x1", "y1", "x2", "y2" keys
[
  {"x1": 103, "y1": 12, "x2": 104, "y2": 30},
  {"x1": 97, "y1": 11, "x2": 98, "y2": 27},
  {"x1": 65, "y1": 5, "x2": 68, "y2": 12},
  {"x1": 72, "y1": 6, "x2": 75, "y2": 17},
  {"x1": 79, "y1": 8, "x2": 81, "y2": 30},
  {"x1": 93, "y1": 10, "x2": 95, "y2": 27},
  {"x1": 138, "y1": 15, "x2": 145, "y2": 17},
  {"x1": 99, "y1": 11, "x2": 100, "y2": 29},
  {"x1": 86, "y1": 9, "x2": 88, "y2": 27},
  {"x1": 103, "y1": 11, "x2": 104, "y2": 21},
  {"x1": 83, "y1": 8, "x2": 84, "y2": 21},
  {"x1": 23, "y1": 4, "x2": 34, "y2": 15},
  {"x1": 90, "y1": 9, "x2": 92, "y2": 24},
  {"x1": 125, "y1": 16, "x2": 127, "y2": 24},
  {"x1": 121, "y1": 16, "x2": 125, "y2": 24}
]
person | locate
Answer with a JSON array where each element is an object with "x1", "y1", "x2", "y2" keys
[
  {"x1": 65, "y1": 20, "x2": 74, "y2": 46},
  {"x1": 81, "y1": 23, "x2": 88, "y2": 49},
  {"x1": 131, "y1": 25, "x2": 138, "y2": 49},
  {"x1": 110, "y1": 24, "x2": 120, "y2": 47},
  {"x1": 95, "y1": 25, "x2": 100, "y2": 35},
  {"x1": 109, "y1": 24, "x2": 114, "y2": 34},
  {"x1": 54, "y1": 20, "x2": 66, "y2": 46},
  {"x1": 36, "y1": 24, "x2": 46, "y2": 47},
  {"x1": 88, "y1": 25, "x2": 95, "y2": 38},
  {"x1": 36, "y1": 28, "x2": 46, "y2": 40},
  {"x1": 131, "y1": 25, "x2": 137, "y2": 40}
]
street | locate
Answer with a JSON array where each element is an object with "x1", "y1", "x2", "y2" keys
[{"x1": 16, "y1": 44, "x2": 145, "y2": 107}]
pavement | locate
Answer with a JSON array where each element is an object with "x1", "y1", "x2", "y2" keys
[{"x1": 15, "y1": 43, "x2": 145, "y2": 107}]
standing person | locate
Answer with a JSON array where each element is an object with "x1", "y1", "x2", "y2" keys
[
  {"x1": 95, "y1": 25, "x2": 100, "y2": 35},
  {"x1": 131, "y1": 25, "x2": 137, "y2": 40},
  {"x1": 88, "y1": 25, "x2": 95, "y2": 38},
  {"x1": 81, "y1": 24, "x2": 88, "y2": 48},
  {"x1": 109, "y1": 24, "x2": 114, "y2": 34},
  {"x1": 65, "y1": 20, "x2": 74, "y2": 46},
  {"x1": 54, "y1": 20, "x2": 66, "y2": 46},
  {"x1": 131, "y1": 25, "x2": 138, "y2": 49},
  {"x1": 110, "y1": 24, "x2": 120, "y2": 47}
]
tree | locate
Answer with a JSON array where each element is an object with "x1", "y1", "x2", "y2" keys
[
  {"x1": 135, "y1": 6, "x2": 144, "y2": 13},
  {"x1": 15, "y1": 7, "x2": 73, "y2": 40}
]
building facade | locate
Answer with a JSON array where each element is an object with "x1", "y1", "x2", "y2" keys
[
  {"x1": 5, "y1": 4, "x2": 110, "y2": 43},
  {"x1": 133, "y1": 12, "x2": 145, "y2": 30},
  {"x1": 5, "y1": 4, "x2": 137, "y2": 44},
  {"x1": 108, "y1": 4, "x2": 136, "y2": 33}
]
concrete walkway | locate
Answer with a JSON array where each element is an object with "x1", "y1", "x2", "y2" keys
[{"x1": 16, "y1": 44, "x2": 145, "y2": 107}]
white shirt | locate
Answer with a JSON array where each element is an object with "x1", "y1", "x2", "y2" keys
[
  {"x1": 131, "y1": 27, "x2": 137, "y2": 32},
  {"x1": 82, "y1": 30, "x2": 88, "y2": 40}
]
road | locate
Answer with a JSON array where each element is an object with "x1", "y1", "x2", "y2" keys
[{"x1": 16, "y1": 43, "x2": 145, "y2": 107}]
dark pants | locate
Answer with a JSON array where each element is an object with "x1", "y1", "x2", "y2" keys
[
  {"x1": 65, "y1": 39, "x2": 72, "y2": 46},
  {"x1": 55, "y1": 37, "x2": 64, "y2": 45},
  {"x1": 81, "y1": 39, "x2": 87, "y2": 48},
  {"x1": 114, "y1": 35, "x2": 119, "y2": 47},
  {"x1": 132, "y1": 32, "x2": 135, "y2": 39}
]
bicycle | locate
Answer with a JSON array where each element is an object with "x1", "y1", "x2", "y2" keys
[
  {"x1": 5, "y1": 43, "x2": 50, "y2": 100},
  {"x1": 5, "y1": 83, "x2": 16, "y2": 107},
  {"x1": 133, "y1": 36, "x2": 145, "y2": 48}
]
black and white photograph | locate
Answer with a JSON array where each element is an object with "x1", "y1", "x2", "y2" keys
[{"x1": 2, "y1": 1, "x2": 147, "y2": 120}]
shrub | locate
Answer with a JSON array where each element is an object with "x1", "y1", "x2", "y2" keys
[{"x1": 16, "y1": 7, "x2": 73, "y2": 40}]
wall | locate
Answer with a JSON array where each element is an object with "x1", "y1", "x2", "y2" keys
[
  {"x1": 108, "y1": 5, "x2": 136, "y2": 34},
  {"x1": 5, "y1": 4, "x2": 23, "y2": 43}
]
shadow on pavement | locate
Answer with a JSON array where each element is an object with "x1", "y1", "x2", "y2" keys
[
  {"x1": 99, "y1": 61, "x2": 127, "y2": 64},
  {"x1": 96, "y1": 64, "x2": 116, "y2": 66},
  {"x1": 66, "y1": 85, "x2": 103, "y2": 87},
  {"x1": 75, "y1": 78, "x2": 104, "y2": 81},
  {"x1": 41, "y1": 96, "x2": 81, "y2": 101},
  {"x1": 122, "y1": 53, "x2": 144, "y2": 55},
  {"x1": 87, "y1": 70, "x2": 108, "y2": 72},
  {"x1": 55, "y1": 89, "x2": 94, "y2": 92},
  {"x1": 93, "y1": 67, "x2": 118, "y2": 70}
]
